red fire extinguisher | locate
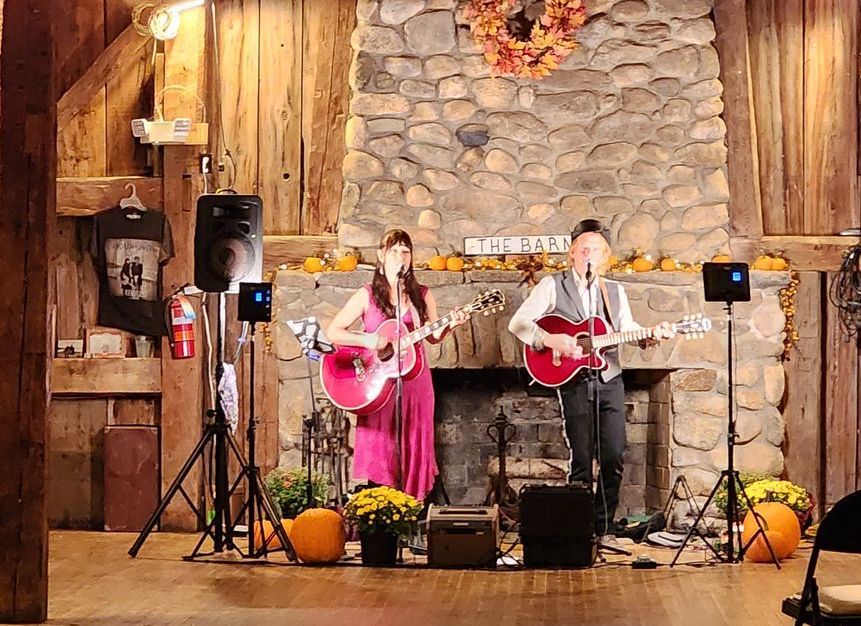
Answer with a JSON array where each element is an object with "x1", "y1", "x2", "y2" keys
[{"x1": 169, "y1": 296, "x2": 195, "y2": 359}]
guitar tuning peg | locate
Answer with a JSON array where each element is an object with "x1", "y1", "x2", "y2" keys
[
  {"x1": 499, "y1": 305, "x2": 505, "y2": 312},
  {"x1": 483, "y1": 311, "x2": 490, "y2": 316}
]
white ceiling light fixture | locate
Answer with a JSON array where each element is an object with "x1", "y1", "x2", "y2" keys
[{"x1": 132, "y1": 0, "x2": 205, "y2": 41}]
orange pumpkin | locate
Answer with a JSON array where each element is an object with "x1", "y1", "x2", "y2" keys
[
  {"x1": 753, "y1": 255, "x2": 774, "y2": 271},
  {"x1": 253, "y1": 518, "x2": 294, "y2": 550},
  {"x1": 446, "y1": 256, "x2": 465, "y2": 272},
  {"x1": 711, "y1": 254, "x2": 732, "y2": 263},
  {"x1": 428, "y1": 255, "x2": 448, "y2": 271},
  {"x1": 303, "y1": 257, "x2": 325, "y2": 273},
  {"x1": 745, "y1": 529, "x2": 791, "y2": 563},
  {"x1": 608, "y1": 256, "x2": 619, "y2": 269},
  {"x1": 289, "y1": 508, "x2": 346, "y2": 564},
  {"x1": 336, "y1": 254, "x2": 358, "y2": 272},
  {"x1": 771, "y1": 257, "x2": 788, "y2": 271},
  {"x1": 631, "y1": 257, "x2": 654, "y2": 273},
  {"x1": 660, "y1": 258, "x2": 677, "y2": 271},
  {"x1": 741, "y1": 502, "x2": 801, "y2": 562}
]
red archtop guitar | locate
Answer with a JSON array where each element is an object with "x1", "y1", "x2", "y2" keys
[
  {"x1": 321, "y1": 290, "x2": 506, "y2": 414},
  {"x1": 523, "y1": 313, "x2": 712, "y2": 387}
]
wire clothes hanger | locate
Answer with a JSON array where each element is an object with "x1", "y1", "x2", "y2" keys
[{"x1": 119, "y1": 182, "x2": 147, "y2": 218}]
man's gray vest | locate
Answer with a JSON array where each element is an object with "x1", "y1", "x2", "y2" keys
[{"x1": 552, "y1": 271, "x2": 623, "y2": 383}]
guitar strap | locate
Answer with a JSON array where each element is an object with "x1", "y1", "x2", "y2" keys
[{"x1": 598, "y1": 278, "x2": 616, "y2": 331}]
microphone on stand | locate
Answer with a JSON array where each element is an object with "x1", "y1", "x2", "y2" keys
[
  {"x1": 396, "y1": 264, "x2": 407, "y2": 278},
  {"x1": 585, "y1": 261, "x2": 593, "y2": 285}
]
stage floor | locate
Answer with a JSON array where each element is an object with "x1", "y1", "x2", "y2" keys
[{"x1": 45, "y1": 530, "x2": 854, "y2": 625}]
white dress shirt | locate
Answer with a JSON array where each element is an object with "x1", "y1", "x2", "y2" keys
[{"x1": 508, "y1": 271, "x2": 641, "y2": 348}]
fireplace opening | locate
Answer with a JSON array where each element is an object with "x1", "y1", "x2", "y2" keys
[{"x1": 432, "y1": 368, "x2": 673, "y2": 516}]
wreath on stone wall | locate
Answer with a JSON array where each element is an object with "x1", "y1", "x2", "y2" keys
[{"x1": 465, "y1": 0, "x2": 587, "y2": 78}]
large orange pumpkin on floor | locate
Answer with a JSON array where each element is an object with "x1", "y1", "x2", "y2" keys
[
  {"x1": 289, "y1": 508, "x2": 346, "y2": 564},
  {"x1": 253, "y1": 518, "x2": 294, "y2": 550},
  {"x1": 741, "y1": 502, "x2": 801, "y2": 562}
]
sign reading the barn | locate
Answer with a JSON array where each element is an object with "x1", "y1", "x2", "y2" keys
[{"x1": 463, "y1": 235, "x2": 571, "y2": 256}]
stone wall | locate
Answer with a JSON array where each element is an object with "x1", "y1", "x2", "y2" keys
[
  {"x1": 340, "y1": 0, "x2": 729, "y2": 264},
  {"x1": 272, "y1": 268, "x2": 789, "y2": 518}
]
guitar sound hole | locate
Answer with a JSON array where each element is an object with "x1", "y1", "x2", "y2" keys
[{"x1": 377, "y1": 344, "x2": 394, "y2": 362}]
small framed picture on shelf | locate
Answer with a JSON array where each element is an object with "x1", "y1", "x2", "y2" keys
[
  {"x1": 85, "y1": 328, "x2": 125, "y2": 358},
  {"x1": 55, "y1": 339, "x2": 84, "y2": 358}
]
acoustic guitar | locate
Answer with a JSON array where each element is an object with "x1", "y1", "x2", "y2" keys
[{"x1": 321, "y1": 289, "x2": 506, "y2": 414}]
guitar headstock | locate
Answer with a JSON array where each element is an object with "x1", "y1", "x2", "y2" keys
[
  {"x1": 467, "y1": 289, "x2": 506, "y2": 317},
  {"x1": 674, "y1": 313, "x2": 712, "y2": 339}
]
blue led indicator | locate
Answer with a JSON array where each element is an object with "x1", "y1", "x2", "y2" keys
[
  {"x1": 732, "y1": 271, "x2": 742, "y2": 282},
  {"x1": 255, "y1": 292, "x2": 263, "y2": 302}
]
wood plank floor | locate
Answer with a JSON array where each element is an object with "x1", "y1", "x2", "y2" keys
[{"x1": 44, "y1": 531, "x2": 858, "y2": 625}]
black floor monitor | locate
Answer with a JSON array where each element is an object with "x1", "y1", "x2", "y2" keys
[{"x1": 702, "y1": 262, "x2": 751, "y2": 303}]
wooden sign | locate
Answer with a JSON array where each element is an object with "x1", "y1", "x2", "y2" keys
[{"x1": 463, "y1": 235, "x2": 571, "y2": 256}]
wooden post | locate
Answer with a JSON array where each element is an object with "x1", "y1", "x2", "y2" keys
[
  {"x1": 782, "y1": 273, "x2": 823, "y2": 516},
  {"x1": 160, "y1": 148, "x2": 205, "y2": 530},
  {"x1": 713, "y1": 0, "x2": 763, "y2": 240},
  {"x1": 0, "y1": 0, "x2": 56, "y2": 621}
]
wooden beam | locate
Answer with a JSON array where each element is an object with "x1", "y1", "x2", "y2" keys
[
  {"x1": 713, "y1": 0, "x2": 763, "y2": 239},
  {"x1": 731, "y1": 235, "x2": 860, "y2": 271},
  {"x1": 51, "y1": 359, "x2": 162, "y2": 395},
  {"x1": 263, "y1": 234, "x2": 339, "y2": 268},
  {"x1": 301, "y1": 0, "x2": 355, "y2": 235},
  {"x1": 0, "y1": 0, "x2": 55, "y2": 621},
  {"x1": 156, "y1": 5, "x2": 207, "y2": 531},
  {"x1": 57, "y1": 176, "x2": 163, "y2": 216},
  {"x1": 782, "y1": 272, "x2": 823, "y2": 518},
  {"x1": 824, "y1": 282, "x2": 860, "y2": 508},
  {"x1": 57, "y1": 24, "x2": 151, "y2": 131},
  {"x1": 160, "y1": 148, "x2": 205, "y2": 531}
]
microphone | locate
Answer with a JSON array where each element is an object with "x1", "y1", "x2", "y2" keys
[
  {"x1": 396, "y1": 264, "x2": 407, "y2": 278},
  {"x1": 585, "y1": 261, "x2": 593, "y2": 283}
]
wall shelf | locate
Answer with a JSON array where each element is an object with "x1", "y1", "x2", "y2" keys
[{"x1": 51, "y1": 358, "x2": 162, "y2": 395}]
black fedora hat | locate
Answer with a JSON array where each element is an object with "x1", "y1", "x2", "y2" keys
[{"x1": 570, "y1": 218, "x2": 611, "y2": 245}]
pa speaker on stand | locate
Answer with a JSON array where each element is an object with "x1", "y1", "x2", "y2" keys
[
  {"x1": 130, "y1": 193, "x2": 293, "y2": 561},
  {"x1": 194, "y1": 194, "x2": 263, "y2": 293}
]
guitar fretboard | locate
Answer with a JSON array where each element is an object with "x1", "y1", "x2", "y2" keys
[
  {"x1": 402, "y1": 306, "x2": 467, "y2": 346},
  {"x1": 592, "y1": 326, "x2": 658, "y2": 349}
]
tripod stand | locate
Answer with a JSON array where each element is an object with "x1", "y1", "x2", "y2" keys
[
  {"x1": 129, "y1": 292, "x2": 294, "y2": 560},
  {"x1": 670, "y1": 302, "x2": 778, "y2": 568}
]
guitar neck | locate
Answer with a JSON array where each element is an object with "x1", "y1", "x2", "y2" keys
[
  {"x1": 593, "y1": 325, "x2": 658, "y2": 349},
  {"x1": 402, "y1": 306, "x2": 466, "y2": 346}
]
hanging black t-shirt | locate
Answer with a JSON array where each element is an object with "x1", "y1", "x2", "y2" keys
[{"x1": 90, "y1": 206, "x2": 175, "y2": 336}]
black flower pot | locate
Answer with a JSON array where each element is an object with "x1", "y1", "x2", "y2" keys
[{"x1": 359, "y1": 530, "x2": 398, "y2": 566}]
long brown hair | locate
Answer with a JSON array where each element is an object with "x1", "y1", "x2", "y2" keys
[{"x1": 371, "y1": 229, "x2": 429, "y2": 324}]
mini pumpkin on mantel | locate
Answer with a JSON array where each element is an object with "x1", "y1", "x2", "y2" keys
[{"x1": 289, "y1": 508, "x2": 347, "y2": 564}]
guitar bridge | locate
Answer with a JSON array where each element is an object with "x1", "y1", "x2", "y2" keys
[
  {"x1": 352, "y1": 355, "x2": 366, "y2": 382},
  {"x1": 552, "y1": 349, "x2": 561, "y2": 367}
]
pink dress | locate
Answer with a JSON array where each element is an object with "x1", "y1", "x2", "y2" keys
[{"x1": 352, "y1": 285, "x2": 438, "y2": 501}]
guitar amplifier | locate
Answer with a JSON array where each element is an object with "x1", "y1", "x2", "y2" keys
[
  {"x1": 426, "y1": 505, "x2": 498, "y2": 568},
  {"x1": 519, "y1": 484, "x2": 596, "y2": 568}
]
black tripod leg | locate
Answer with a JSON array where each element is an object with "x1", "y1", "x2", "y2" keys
[
  {"x1": 735, "y1": 474, "x2": 781, "y2": 569},
  {"x1": 670, "y1": 472, "x2": 727, "y2": 567},
  {"x1": 129, "y1": 428, "x2": 211, "y2": 557}
]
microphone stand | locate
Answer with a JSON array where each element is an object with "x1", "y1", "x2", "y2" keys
[
  {"x1": 584, "y1": 262, "x2": 630, "y2": 558},
  {"x1": 393, "y1": 266, "x2": 406, "y2": 490}
]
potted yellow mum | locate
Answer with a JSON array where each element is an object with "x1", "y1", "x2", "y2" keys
[{"x1": 344, "y1": 486, "x2": 422, "y2": 566}]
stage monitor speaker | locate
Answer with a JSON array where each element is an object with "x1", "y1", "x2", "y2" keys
[
  {"x1": 702, "y1": 262, "x2": 751, "y2": 303},
  {"x1": 519, "y1": 484, "x2": 596, "y2": 568},
  {"x1": 426, "y1": 504, "x2": 498, "y2": 568},
  {"x1": 194, "y1": 194, "x2": 263, "y2": 293}
]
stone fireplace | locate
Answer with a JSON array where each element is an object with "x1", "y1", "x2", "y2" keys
[
  {"x1": 272, "y1": 269, "x2": 789, "y2": 519},
  {"x1": 268, "y1": 0, "x2": 790, "y2": 521}
]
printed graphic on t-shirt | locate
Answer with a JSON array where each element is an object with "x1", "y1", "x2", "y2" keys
[{"x1": 105, "y1": 238, "x2": 161, "y2": 301}]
